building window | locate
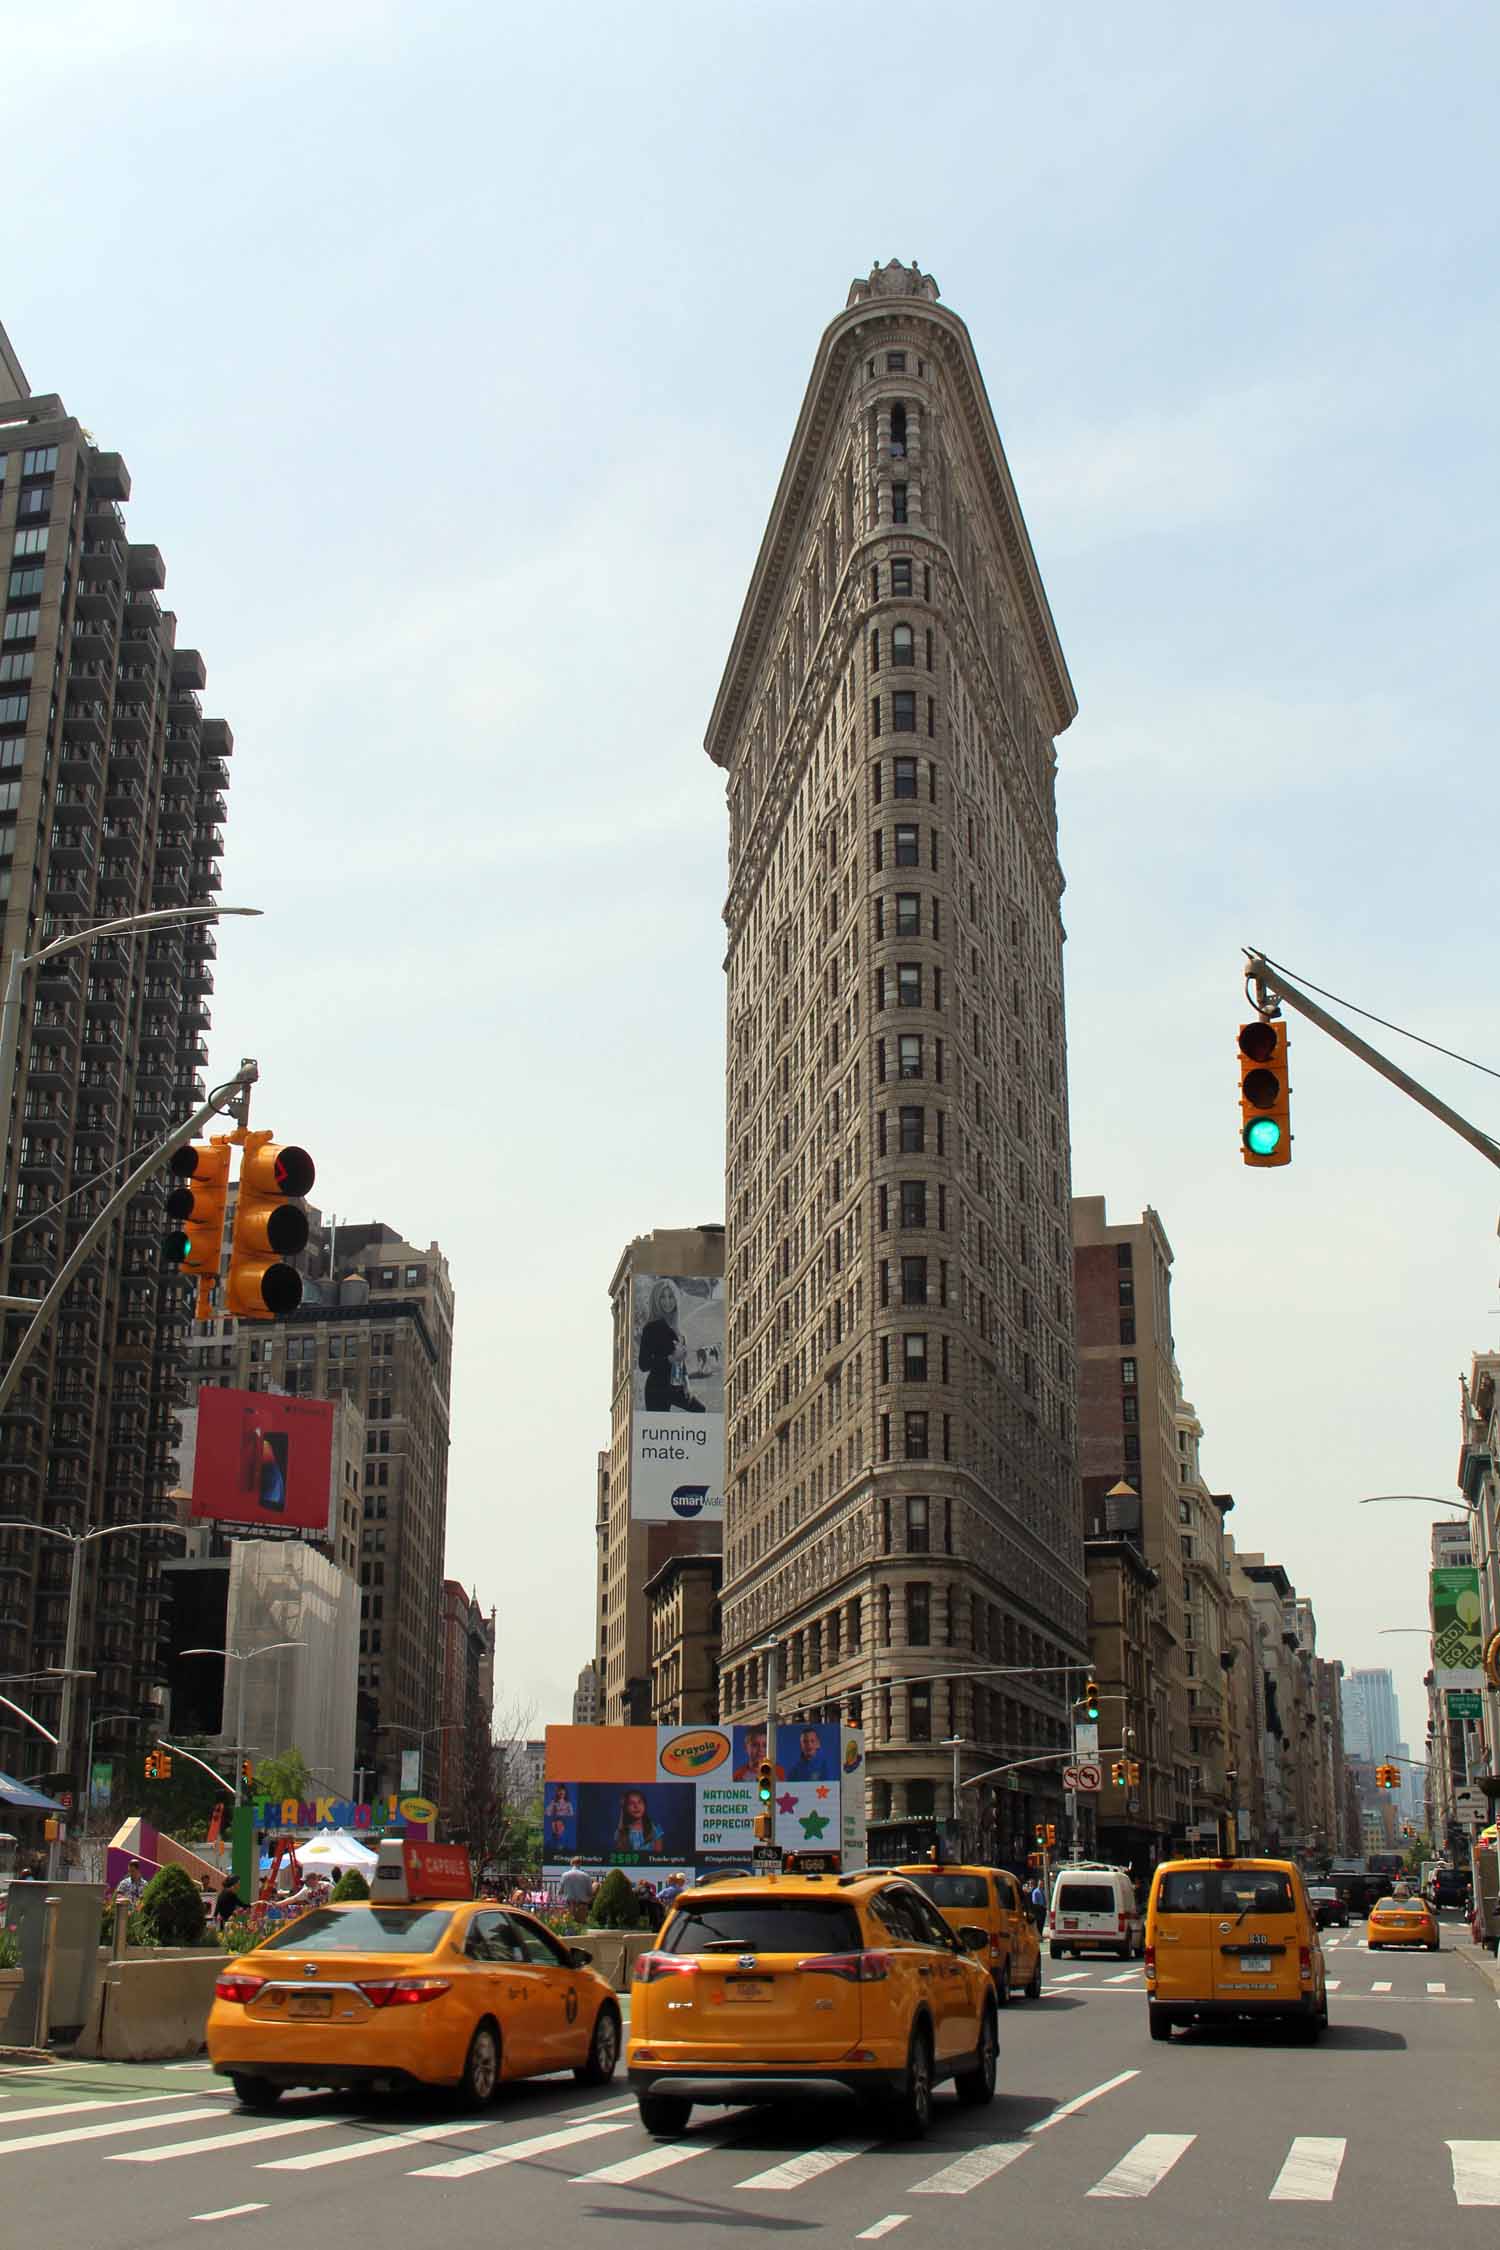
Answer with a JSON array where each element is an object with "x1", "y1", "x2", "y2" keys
[
  {"x1": 891, "y1": 484, "x2": 909, "y2": 524},
  {"x1": 892, "y1": 623, "x2": 914, "y2": 666},
  {"x1": 892, "y1": 691, "x2": 917, "y2": 733},
  {"x1": 893, "y1": 755, "x2": 918, "y2": 796},
  {"x1": 1122, "y1": 1395, "x2": 1138, "y2": 1424},
  {"x1": 869, "y1": 629, "x2": 880, "y2": 672},
  {"x1": 871, "y1": 697, "x2": 882, "y2": 736},
  {"x1": 905, "y1": 1409, "x2": 929, "y2": 1459},
  {"x1": 899, "y1": 1181, "x2": 927, "y2": 1228},
  {"x1": 890, "y1": 402, "x2": 908, "y2": 452},
  {"x1": 1119, "y1": 1317, "x2": 1136, "y2": 1346},
  {"x1": 887, "y1": 353, "x2": 907, "y2": 374},
  {"x1": 901, "y1": 1255, "x2": 927, "y2": 1305},
  {"x1": 895, "y1": 892, "x2": 920, "y2": 936},
  {"x1": 404, "y1": 1266, "x2": 420, "y2": 1285},
  {"x1": 906, "y1": 1496, "x2": 929, "y2": 1552},
  {"x1": 909, "y1": 1683, "x2": 932, "y2": 1741},
  {"x1": 1123, "y1": 1433, "x2": 1141, "y2": 1463},
  {"x1": 897, "y1": 963, "x2": 921, "y2": 1007},
  {"x1": 907, "y1": 1583, "x2": 930, "y2": 1645},
  {"x1": 21, "y1": 447, "x2": 57, "y2": 476},
  {"x1": 1116, "y1": 1243, "x2": 1133, "y2": 1266},
  {"x1": 898, "y1": 1034, "x2": 923, "y2": 1080},
  {"x1": 891, "y1": 558, "x2": 912, "y2": 595},
  {"x1": 894, "y1": 824, "x2": 919, "y2": 866},
  {"x1": 898, "y1": 1106, "x2": 924, "y2": 1153},
  {"x1": 1121, "y1": 1357, "x2": 1137, "y2": 1387},
  {"x1": 904, "y1": 1333, "x2": 928, "y2": 1382},
  {"x1": 1118, "y1": 1275, "x2": 1134, "y2": 1304}
]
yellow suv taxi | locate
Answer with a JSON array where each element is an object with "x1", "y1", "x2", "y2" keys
[
  {"x1": 895, "y1": 1863, "x2": 1043, "y2": 2005},
  {"x1": 1145, "y1": 1856, "x2": 1327, "y2": 2043},
  {"x1": 627, "y1": 1871, "x2": 998, "y2": 2138}
]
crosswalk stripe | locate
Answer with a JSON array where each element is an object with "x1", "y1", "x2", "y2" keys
[
  {"x1": 412, "y1": 2118, "x2": 630, "y2": 2181},
  {"x1": 1054, "y1": 1972, "x2": 1088, "y2": 1984},
  {"x1": 857, "y1": 2220, "x2": 909, "y2": 2241},
  {"x1": 113, "y1": 2118, "x2": 334, "y2": 2164},
  {"x1": 1087, "y1": 2133, "x2": 1196, "y2": 2199},
  {"x1": 737, "y1": 2141, "x2": 876, "y2": 2191},
  {"x1": 1427, "y1": 1981, "x2": 1446, "y2": 1993},
  {"x1": 1325, "y1": 1980, "x2": 1341, "y2": 1991},
  {"x1": 1372, "y1": 1980, "x2": 1392, "y2": 1993},
  {"x1": 0, "y1": 2105, "x2": 225, "y2": 2159},
  {"x1": 1029, "y1": 2070, "x2": 1139, "y2": 2135},
  {"x1": 574, "y1": 2134, "x2": 728, "y2": 2186},
  {"x1": 1269, "y1": 2136, "x2": 1345, "y2": 2200},
  {"x1": 0, "y1": 2091, "x2": 225, "y2": 2131},
  {"x1": 1104, "y1": 1971, "x2": 1139, "y2": 1985},
  {"x1": 912, "y1": 2139, "x2": 1032, "y2": 2196},
  {"x1": 1448, "y1": 2142, "x2": 1500, "y2": 2206},
  {"x1": 261, "y1": 2120, "x2": 496, "y2": 2171}
]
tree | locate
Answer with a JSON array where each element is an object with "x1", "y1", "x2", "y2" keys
[
  {"x1": 455, "y1": 1695, "x2": 536, "y2": 1886},
  {"x1": 590, "y1": 1869, "x2": 647, "y2": 1930},
  {"x1": 329, "y1": 1869, "x2": 369, "y2": 1902},
  {"x1": 252, "y1": 1747, "x2": 313, "y2": 1805},
  {"x1": 139, "y1": 1863, "x2": 207, "y2": 1948}
]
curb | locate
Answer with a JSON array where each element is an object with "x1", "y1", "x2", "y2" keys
[
  {"x1": 1452, "y1": 1942, "x2": 1500, "y2": 2002},
  {"x1": 0, "y1": 2047, "x2": 54, "y2": 2066}
]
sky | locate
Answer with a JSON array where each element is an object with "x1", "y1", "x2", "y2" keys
[{"x1": 7, "y1": 0, "x2": 1497, "y2": 1748}]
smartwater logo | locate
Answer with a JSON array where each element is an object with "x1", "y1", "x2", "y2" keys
[{"x1": 671, "y1": 1485, "x2": 710, "y2": 1518}]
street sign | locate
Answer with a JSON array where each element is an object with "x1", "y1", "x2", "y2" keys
[
  {"x1": 1447, "y1": 1691, "x2": 1483, "y2": 1720},
  {"x1": 1062, "y1": 1762, "x2": 1101, "y2": 1794},
  {"x1": 1454, "y1": 1786, "x2": 1488, "y2": 1825},
  {"x1": 753, "y1": 1843, "x2": 782, "y2": 1872},
  {"x1": 1072, "y1": 1722, "x2": 1099, "y2": 1762}
]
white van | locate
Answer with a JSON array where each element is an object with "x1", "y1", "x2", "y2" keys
[{"x1": 1049, "y1": 1862, "x2": 1143, "y2": 1960}]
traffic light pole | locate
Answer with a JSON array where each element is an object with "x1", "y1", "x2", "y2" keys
[
  {"x1": 1246, "y1": 952, "x2": 1500, "y2": 1173},
  {"x1": 0, "y1": 1058, "x2": 258, "y2": 1419}
]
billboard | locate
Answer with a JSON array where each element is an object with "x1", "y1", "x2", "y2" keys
[
  {"x1": 629, "y1": 1274, "x2": 724, "y2": 1523},
  {"x1": 543, "y1": 1722, "x2": 865, "y2": 1874},
  {"x1": 192, "y1": 1388, "x2": 336, "y2": 1537},
  {"x1": 1431, "y1": 1565, "x2": 1483, "y2": 1688}
]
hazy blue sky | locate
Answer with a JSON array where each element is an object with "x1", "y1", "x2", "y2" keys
[{"x1": 9, "y1": 1, "x2": 1496, "y2": 1744}]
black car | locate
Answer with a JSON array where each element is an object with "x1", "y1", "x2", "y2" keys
[
  {"x1": 1307, "y1": 1883, "x2": 1350, "y2": 1928},
  {"x1": 1430, "y1": 1868, "x2": 1468, "y2": 1911}
]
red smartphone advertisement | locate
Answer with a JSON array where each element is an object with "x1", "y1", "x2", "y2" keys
[{"x1": 192, "y1": 1387, "x2": 335, "y2": 1536}]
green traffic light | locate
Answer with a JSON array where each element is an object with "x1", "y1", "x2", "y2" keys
[
  {"x1": 1245, "y1": 1118, "x2": 1282, "y2": 1156},
  {"x1": 163, "y1": 1229, "x2": 192, "y2": 1264}
]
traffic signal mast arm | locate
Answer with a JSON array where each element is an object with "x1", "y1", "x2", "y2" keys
[{"x1": 1246, "y1": 951, "x2": 1500, "y2": 1174}]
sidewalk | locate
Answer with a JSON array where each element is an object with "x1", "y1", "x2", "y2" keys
[{"x1": 1452, "y1": 1938, "x2": 1500, "y2": 2002}]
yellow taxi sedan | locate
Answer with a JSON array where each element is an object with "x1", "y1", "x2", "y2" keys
[
  {"x1": 1366, "y1": 1893, "x2": 1440, "y2": 1951},
  {"x1": 209, "y1": 1897, "x2": 621, "y2": 2109}
]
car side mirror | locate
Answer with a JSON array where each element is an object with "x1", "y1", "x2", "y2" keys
[
  {"x1": 569, "y1": 1945, "x2": 594, "y2": 1968},
  {"x1": 957, "y1": 1924, "x2": 989, "y2": 1952}
]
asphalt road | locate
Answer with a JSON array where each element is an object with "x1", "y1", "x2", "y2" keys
[{"x1": 8, "y1": 1911, "x2": 1498, "y2": 2250}]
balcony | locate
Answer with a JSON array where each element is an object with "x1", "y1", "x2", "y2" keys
[
  {"x1": 56, "y1": 738, "x2": 103, "y2": 789},
  {"x1": 74, "y1": 578, "x2": 123, "y2": 620},
  {"x1": 196, "y1": 791, "x2": 227, "y2": 825},
  {"x1": 104, "y1": 771, "x2": 146, "y2": 820},
  {"x1": 106, "y1": 741, "x2": 148, "y2": 786},
  {"x1": 122, "y1": 586, "x2": 160, "y2": 631},
  {"x1": 126, "y1": 545, "x2": 165, "y2": 593},
  {"x1": 47, "y1": 822, "x2": 97, "y2": 869},
  {"x1": 111, "y1": 698, "x2": 151, "y2": 740},
  {"x1": 171, "y1": 649, "x2": 206, "y2": 692},
  {"x1": 18, "y1": 1139, "x2": 65, "y2": 1189},
  {"x1": 85, "y1": 496, "x2": 125, "y2": 541},
  {"x1": 70, "y1": 613, "x2": 116, "y2": 659},
  {"x1": 79, "y1": 538, "x2": 125, "y2": 580},
  {"x1": 45, "y1": 868, "x2": 93, "y2": 914},
  {"x1": 63, "y1": 696, "x2": 107, "y2": 742}
]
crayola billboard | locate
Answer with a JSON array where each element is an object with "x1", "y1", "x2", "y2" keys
[{"x1": 543, "y1": 1722, "x2": 866, "y2": 1875}]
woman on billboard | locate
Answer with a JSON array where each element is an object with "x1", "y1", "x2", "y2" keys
[{"x1": 638, "y1": 1281, "x2": 706, "y2": 1414}]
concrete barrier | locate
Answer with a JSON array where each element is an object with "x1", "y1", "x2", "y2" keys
[
  {"x1": 574, "y1": 1929, "x2": 655, "y2": 1991},
  {"x1": 74, "y1": 1951, "x2": 221, "y2": 2062}
]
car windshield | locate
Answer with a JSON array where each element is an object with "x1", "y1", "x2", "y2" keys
[
  {"x1": 1308, "y1": 1887, "x2": 1336, "y2": 1901},
  {"x1": 662, "y1": 1897, "x2": 863, "y2": 1955},
  {"x1": 256, "y1": 1907, "x2": 454, "y2": 1954},
  {"x1": 904, "y1": 1873, "x2": 989, "y2": 1911},
  {"x1": 1155, "y1": 1870, "x2": 1296, "y2": 1915}
]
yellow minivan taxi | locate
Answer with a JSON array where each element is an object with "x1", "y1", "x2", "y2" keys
[
  {"x1": 1144, "y1": 1857, "x2": 1326, "y2": 2043},
  {"x1": 896, "y1": 1864, "x2": 1043, "y2": 2005}
]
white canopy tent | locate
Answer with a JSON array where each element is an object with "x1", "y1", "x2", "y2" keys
[{"x1": 289, "y1": 1830, "x2": 379, "y2": 1876}]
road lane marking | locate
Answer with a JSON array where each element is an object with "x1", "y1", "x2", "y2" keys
[
  {"x1": 1104, "y1": 1971, "x2": 1139, "y2": 1985},
  {"x1": 192, "y1": 2207, "x2": 267, "y2": 2223},
  {"x1": 1325, "y1": 1980, "x2": 1341, "y2": 1991},
  {"x1": 1028, "y1": 2069, "x2": 1139, "y2": 2136},
  {"x1": 738, "y1": 2140, "x2": 876, "y2": 2191},
  {"x1": 857, "y1": 2220, "x2": 909, "y2": 2240},
  {"x1": 912, "y1": 2139, "x2": 1032, "y2": 2195},
  {"x1": 1371, "y1": 1980, "x2": 1392, "y2": 1992},
  {"x1": 1427, "y1": 1981, "x2": 1446, "y2": 1993},
  {"x1": 1448, "y1": 2142, "x2": 1500, "y2": 2206},
  {"x1": 576, "y1": 2132, "x2": 733, "y2": 2187},
  {"x1": 0, "y1": 2092, "x2": 224, "y2": 2131},
  {"x1": 114, "y1": 2118, "x2": 335, "y2": 2163},
  {"x1": 1269, "y1": 2137, "x2": 1345, "y2": 2200},
  {"x1": 262, "y1": 2120, "x2": 496, "y2": 2170},
  {"x1": 0, "y1": 2105, "x2": 226, "y2": 2158},
  {"x1": 1087, "y1": 2133, "x2": 1195, "y2": 2198},
  {"x1": 1053, "y1": 1972, "x2": 1088, "y2": 1983},
  {"x1": 412, "y1": 2118, "x2": 630, "y2": 2180}
]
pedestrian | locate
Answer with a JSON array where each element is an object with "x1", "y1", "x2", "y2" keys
[
  {"x1": 636, "y1": 1881, "x2": 665, "y2": 1930},
  {"x1": 558, "y1": 1855, "x2": 595, "y2": 1909},
  {"x1": 1029, "y1": 1876, "x2": 1046, "y2": 1931},
  {"x1": 214, "y1": 1878, "x2": 244, "y2": 1927},
  {"x1": 114, "y1": 1858, "x2": 147, "y2": 1908}
]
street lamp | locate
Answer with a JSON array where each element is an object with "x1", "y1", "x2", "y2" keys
[
  {"x1": 181, "y1": 1643, "x2": 306, "y2": 1803},
  {"x1": 81, "y1": 1709, "x2": 134, "y2": 1845},
  {"x1": 377, "y1": 1721, "x2": 461, "y2": 1802},
  {"x1": 1357, "y1": 1494, "x2": 1472, "y2": 1514}
]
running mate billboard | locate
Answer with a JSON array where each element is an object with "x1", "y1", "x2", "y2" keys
[
  {"x1": 628, "y1": 1274, "x2": 724, "y2": 1523},
  {"x1": 543, "y1": 1722, "x2": 866, "y2": 1879}
]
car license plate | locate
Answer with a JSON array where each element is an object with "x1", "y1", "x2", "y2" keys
[
  {"x1": 289, "y1": 1994, "x2": 332, "y2": 2018},
  {"x1": 725, "y1": 1979, "x2": 771, "y2": 2002},
  {"x1": 1238, "y1": 1955, "x2": 1271, "y2": 1975}
]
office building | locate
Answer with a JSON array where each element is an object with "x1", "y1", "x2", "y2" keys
[
  {"x1": 0, "y1": 324, "x2": 230, "y2": 1786},
  {"x1": 600, "y1": 1225, "x2": 725, "y2": 1725},
  {"x1": 437, "y1": 1580, "x2": 495, "y2": 1819},
  {"x1": 1343, "y1": 1666, "x2": 1401, "y2": 1766},
  {"x1": 188, "y1": 1212, "x2": 454, "y2": 1798},
  {"x1": 646, "y1": 1552, "x2": 723, "y2": 1725},
  {"x1": 708, "y1": 261, "x2": 1086, "y2": 1842}
]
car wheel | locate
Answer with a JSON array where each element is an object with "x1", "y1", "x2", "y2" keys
[
  {"x1": 639, "y1": 2092, "x2": 692, "y2": 2138},
  {"x1": 954, "y1": 2002, "x2": 998, "y2": 2107},
  {"x1": 1026, "y1": 1954, "x2": 1043, "y2": 2001},
  {"x1": 575, "y1": 2005, "x2": 621, "y2": 2086},
  {"x1": 229, "y1": 2074, "x2": 281, "y2": 2111},
  {"x1": 1116, "y1": 1942, "x2": 1132, "y2": 1962},
  {"x1": 1427, "y1": 1938, "x2": 1440, "y2": 1953},
  {"x1": 1148, "y1": 2006, "x2": 1173, "y2": 2042},
  {"x1": 882, "y1": 2023, "x2": 934, "y2": 2140},
  {"x1": 457, "y1": 2021, "x2": 500, "y2": 2109},
  {"x1": 994, "y1": 1958, "x2": 1012, "y2": 2008}
]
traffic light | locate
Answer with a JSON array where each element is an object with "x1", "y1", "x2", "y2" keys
[
  {"x1": 1110, "y1": 1759, "x2": 1124, "y2": 1787},
  {"x1": 145, "y1": 1751, "x2": 160, "y2": 1779},
  {"x1": 1033, "y1": 1823, "x2": 1046, "y2": 1847},
  {"x1": 164, "y1": 1139, "x2": 232, "y2": 1316},
  {"x1": 241, "y1": 1757, "x2": 254, "y2": 1788},
  {"x1": 1082, "y1": 1678, "x2": 1099, "y2": 1721},
  {"x1": 224, "y1": 1133, "x2": 316, "y2": 1320},
  {"x1": 1127, "y1": 1760, "x2": 1142, "y2": 1786},
  {"x1": 755, "y1": 1759, "x2": 775, "y2": 1843},
  {"x1": 1045, "y1": 1824, "x2": 1057, "y2": 1848},
  {"x1": 1026, "y1": 1852, "x2": 1042, "y2": 1871},
  {"x1": 1238, "y1": 1017, "x2": 1291, "y2": 1167},
  {"x1": 1377, "y1": 1762, "x2": 1399, "y2": 1789}
]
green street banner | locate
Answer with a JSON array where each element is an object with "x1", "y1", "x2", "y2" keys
[{"x1": 1431, "y1": 1565, "x2": 1483, "y2": 1687}]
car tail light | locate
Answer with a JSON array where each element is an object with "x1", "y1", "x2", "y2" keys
[
  {"x1": 797, "y1": 1951, "x2": 892, "y2": 1982},
  {"x1": 357, "y1": 1977, "x2": 451, "y2": 2008},
  {"x1": 1116, "y1": 1914, "x2": 1126, "y2": 1933},
  {"x1": 214, "y1": 1974, "x2": 265, "y2": 2005},
  {"x1": 637, "y1": 1953, "x2": 700, "y2": 1982},
  {"x1": 1144, "y1": 1946, "x2": 1155, "y2": 1974},
  {"x1": 1298, "y1": 1947, "x2": 1312, "y2": 1981}
]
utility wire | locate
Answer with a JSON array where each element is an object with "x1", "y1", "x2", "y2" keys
[{"x1": 1257, "y1": 954, "x2": 1500, "y2": 1086}]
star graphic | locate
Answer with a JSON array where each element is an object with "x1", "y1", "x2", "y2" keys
[
  {"x1": 776, "y1": 1791, "x2": 797, "y2": 1814},
  {"x1": 799, "y1": 1809, "x2": 831, "y2": 1840},
  {"x1": 814, "y1": 1784, "x2": 831, "y2": 1800}
]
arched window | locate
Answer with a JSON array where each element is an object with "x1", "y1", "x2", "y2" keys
[
  {"x1": 892, "y1": 623, "x2": 914, "y2": 667},
  {"x1": 890, "y1": 402, "x2": 907, "y2": 458}
]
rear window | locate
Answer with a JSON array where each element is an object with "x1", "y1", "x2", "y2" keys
[
  {"x1": 1375, "y1": 1896, "x2": 1421, "y2": 1913},
  {"x1": 1307, "y1": 1887, "x2": 1336, "y2": 1901},
  {"x1": 257, "y1": 1907, "x2": 454, "y2": 1954},
  {"x1": 663, "y1": 1896, "x2": 862, "y2": 1956},
  {"x1": 1155, "y1": 1870, "x2": 1295, "y2": 1916},
  {"x1": 1055, "y1": 1883, "x2": 1116, "y2": 1913},
  {"x1": 905, "y1": 1873, "x2": 989, "y2": 1911}
]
